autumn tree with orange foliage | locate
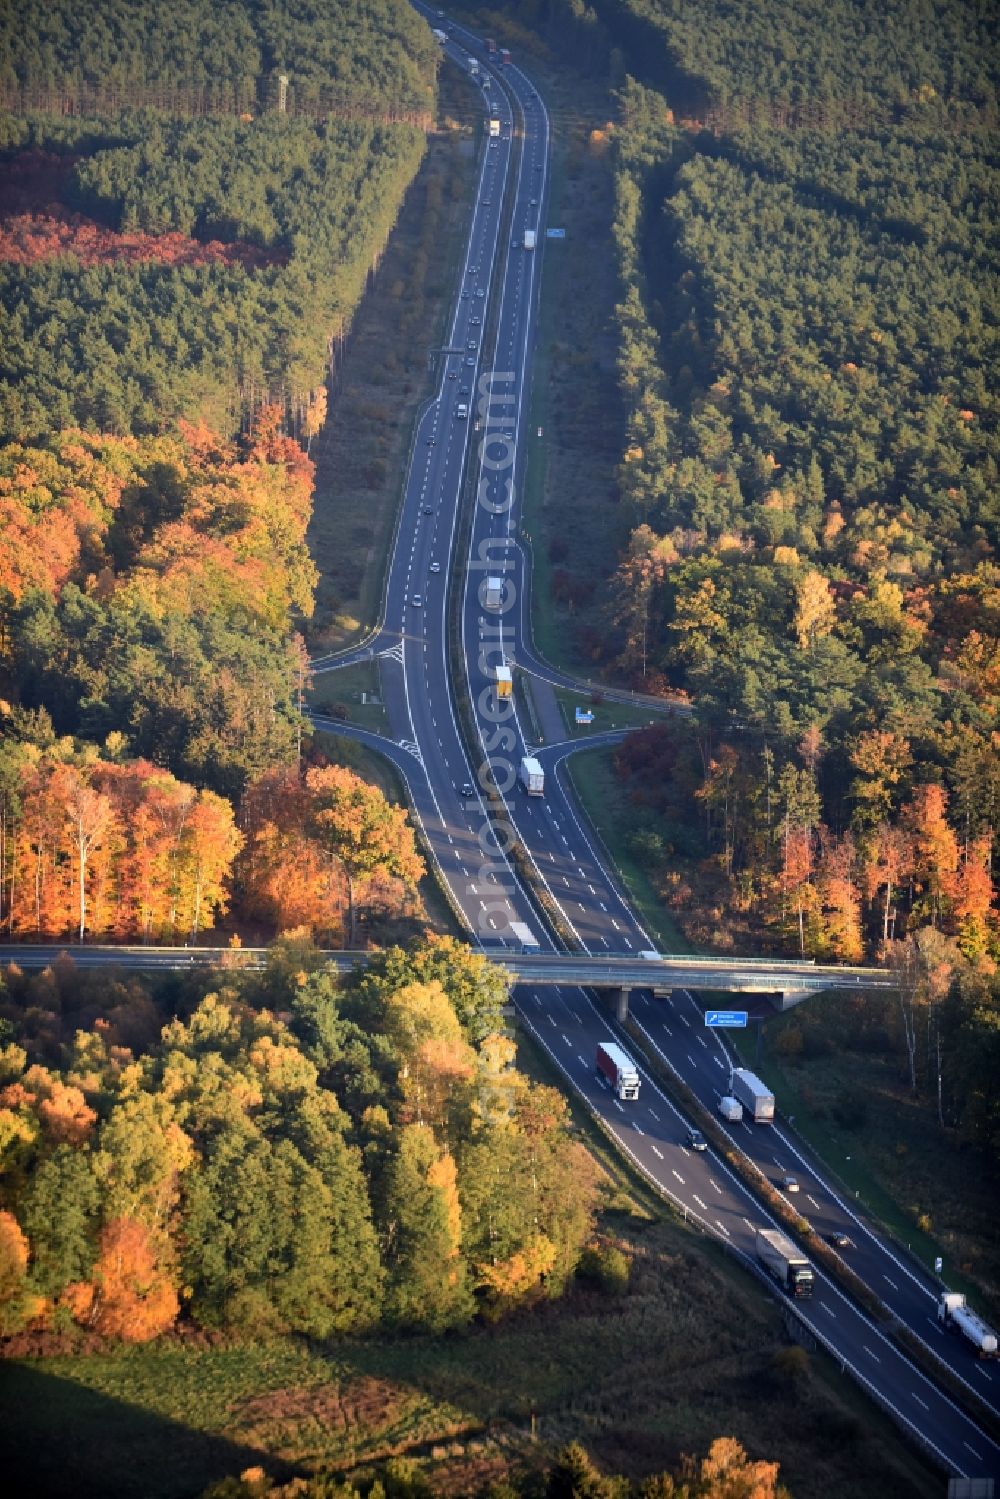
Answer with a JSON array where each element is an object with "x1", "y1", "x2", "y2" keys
[
  {"x1": 305, "y1": 765, "x2": 424, "y2": 945},
  {"x1": 66, "y1": 1217, "x2": 178, "y2": 1343},
  {"x1": 3, "y1": 753, "x2": 242, "y2": 940}
]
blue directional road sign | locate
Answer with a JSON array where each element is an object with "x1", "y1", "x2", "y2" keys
[
  {"x1": 705, "y1": 1010, "x2": 748, "y2": 1028},
  {"x1": 546, "y1": 228, "x2": 566, "y2": 239}
]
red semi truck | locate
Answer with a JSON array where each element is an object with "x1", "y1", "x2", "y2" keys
[
  {"x1": 595, "y1": 1042, "x2": 640, "y2": 1101},
  {"x1": 500, "y1": 48, "x2": 511, "y2": 65}
]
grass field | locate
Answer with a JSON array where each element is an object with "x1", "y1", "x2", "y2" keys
[
  {"x1": 0, "y1": 1021, "x2": 941, "y2": 1499},
  {"x1": 551, "y1": 686, "x2": 667, "y2": 739},
  {"x1": 310, "y1": 660, "x2": 389, "y2": 734}
]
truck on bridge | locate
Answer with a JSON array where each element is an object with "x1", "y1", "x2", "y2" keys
[
  {"x1": 756, "y1": 1229, "x2": 814, "y2": 1297},
  {"x1": 596, "y1": 1041, "x2": 640, "y2": 1101},
  {"x1": 938, "y1": 1292, "x2": 999, "y2": 1357},
  {"x1": 731, "y1": 1067, "x2": 775, "y2": 1123}
]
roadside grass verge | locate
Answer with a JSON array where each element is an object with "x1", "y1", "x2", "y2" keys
[
  {"x1": 518, "y1": 70, "x2": 629, "y2": 678},
  {"x1": 562, "y1": 745, "x2": 690, "y2": 953},
  {"x1": 551, "y1": 686, "x2": 667, "y2": 738},
  {"x1": 310, "y1": 660, "x2": 388, "y2": 734}
]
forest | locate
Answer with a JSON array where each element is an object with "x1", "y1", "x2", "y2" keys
[
  {"x1": 196, "y1": 1437, "x2": 791, "y2": 1499},
  {"x1": 0, "y1": 0, "x2": 438, "y2": 121},
  {"x1": 0, "y1": 938, "x2": 599, "y2": 1344},
  {"x1": 579, "y1": 0, "x2": 999, "y2": 968},
  {"x1": 0, "y1": 111, "x2": 426, "y2": 439},
  {"x1": 0, "y1": 0, "x2": 444, "y2": 943}
]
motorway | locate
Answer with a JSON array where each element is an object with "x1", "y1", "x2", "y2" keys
[
  {"x1": 4, "y1": 11, "x2": 995, "y2": 1481},
  {"x1": 315, "y1": 15, "x2": 1000, "y2": 1478}
]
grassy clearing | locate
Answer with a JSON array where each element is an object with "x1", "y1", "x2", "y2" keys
[
  {"x1": 306, "y1": 61, "x2": 481, "y2": 653},
  {"x1": 564, "y1": 745, "x2": 690, "y2": 953},
  {"x1": 310, "y1": 660, "x2": 388, "y2": 734},
  {"x1": 729, "y1": 1006, "x2": 1000, "y2": 1317},
  {"x1": 552, "y1": 686, "x2": 666, "y2": 738}
]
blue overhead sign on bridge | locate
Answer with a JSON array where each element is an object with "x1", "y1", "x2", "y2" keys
[
  {"x1": 546, "y1": 228, "x2": 566, "y2": 239},
  {"x1": 705, "y1": 1010, "x2": 748, "y2": 1028}
]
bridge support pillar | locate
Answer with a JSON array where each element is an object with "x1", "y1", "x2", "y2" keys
[
  {"x1": 616, "y1": 986, "x2": 631, "y2": 1023},
  {"x1": 771, "y1": 989, "x2": 813, "y2": 1012}
]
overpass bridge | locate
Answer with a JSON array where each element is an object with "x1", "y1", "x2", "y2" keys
[{"x1": 0, "y1": 944, "x2": 897, "y2": 1013}]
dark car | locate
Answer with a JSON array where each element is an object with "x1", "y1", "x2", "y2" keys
[
  {"x1": 422, "y1": 504, "x2": 434, "y2": 515},
  {"x1": 824, "y1": 1231, "x2": 854, "y2": 1250},
  {"x1": 686, "y1": 1127, "x2": 707, "y2": 1153},
  {"x1": 779, "y1": 1174, "x2": 800, "y2": 1194},
  {"x1": 461, "y1": 782, "x2": 475, "y2": 798}
]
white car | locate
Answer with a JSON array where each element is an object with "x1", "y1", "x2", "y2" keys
[
  {"x1": 411, "y1": 594, "x2": 423, "y2": 607},
  {"x1": 429, "y1": 562, "x2": 441, "y2": 574}
]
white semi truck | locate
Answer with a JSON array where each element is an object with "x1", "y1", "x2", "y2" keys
[
  {"x1": 938, "y1": 1292, "x2": 1000, "y2": 1357},
  {"x1": 519, "y1": 756, "x2": 544, "y2": 796},
  {"x1": 596, "y1": 1041, "x2": 640, "y2": 1101},
  {"x1": 485, "y1": 576, "x2": 504, "y2": 609},
  {"x1": 730, "y1": 1067, "x2": 775, "y2": 1123},
  {"x1": 755, "y1": 1229, "x2": 814, "y2": 1298},
  {"x1": 523, "y1": 229, "x2": 536, "y2": 250},
  {"x1": 508, "y1": 920, "x2": 540, "y2": 953}
]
